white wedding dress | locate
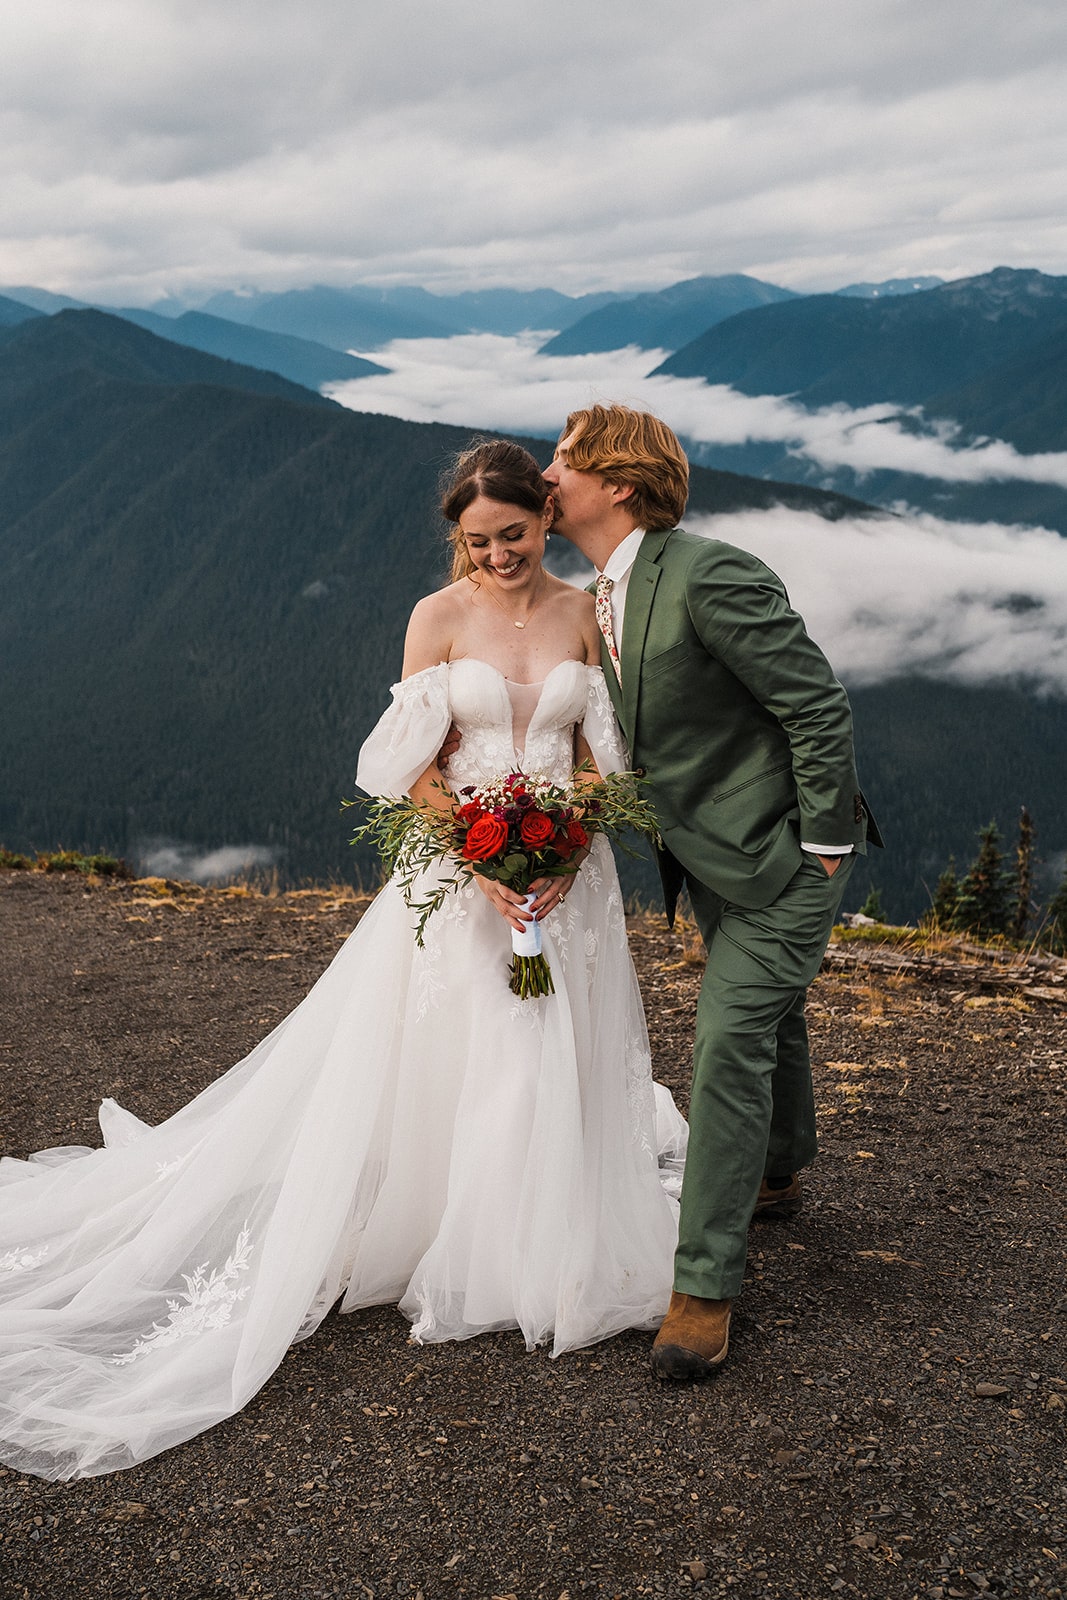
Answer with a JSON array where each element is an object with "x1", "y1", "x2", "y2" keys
[{"x1": 0, "y1": 658, "x2": 685, "y2": 1481}]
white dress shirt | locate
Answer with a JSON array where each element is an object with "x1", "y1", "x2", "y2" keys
[
  {"x1": 598, "y1": 527, "x2": 646, "y2": 645},
  {"x1": 596, "y1": 529, "x2": 851, "y2": 859}
]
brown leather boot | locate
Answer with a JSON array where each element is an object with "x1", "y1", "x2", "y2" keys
[
  {"x1": 651, "y1": 1291, "x2": 731, "y2": 1380},
  {"x1": 752, "y1": 1173, "x2": 802, "y2": 1220}
]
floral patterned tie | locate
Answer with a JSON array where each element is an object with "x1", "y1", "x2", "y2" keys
[{"x1": 595, "y1": 573, "x2": 622, "y2": 684}]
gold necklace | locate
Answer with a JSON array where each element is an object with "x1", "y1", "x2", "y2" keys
[{"x1": 471, "y1": 571, "x2": 549, "y2": 629}]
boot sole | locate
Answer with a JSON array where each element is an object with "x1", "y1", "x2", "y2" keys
[
  {"x1": 650, "y1": 1332, "x2": 729, "y2": 1382},
  {"x1": 752, "y1": 1195, "x2": 802, "y2": 1221}
]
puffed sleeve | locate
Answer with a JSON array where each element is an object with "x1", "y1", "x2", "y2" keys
[
  {"x1": 355, "y1": 664, "x2": 452, "y2": 799},
  {"x1": 580, "y1": 666, "x2": 631, "y2": 776}
]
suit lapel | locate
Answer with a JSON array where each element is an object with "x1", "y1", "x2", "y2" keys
[{"x1": 620, "y1": 531, "x2": 669, "y2": 738}]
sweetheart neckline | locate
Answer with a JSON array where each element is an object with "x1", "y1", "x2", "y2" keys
[{"x1": 446, "y1": 657, "x2": 591, "y2": 690}]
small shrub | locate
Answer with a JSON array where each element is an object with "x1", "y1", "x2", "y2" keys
[
  {"x1": 30, "y1": 849, "x2": 133, "y2": 878},
  {"x1": 924, "y1": 858, "x2": 959, "y2": 930}
]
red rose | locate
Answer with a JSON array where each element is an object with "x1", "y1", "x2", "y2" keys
[
  {"x1": 455, "y1": 801, "x2": 485, "y2": 824},
  {"x1": 553, "y1": 820, "x2": 589, "y2": 858},
  {"x1": 565, "y1": 820, "x2": 589, "y2": 851},
  {"x1": 461, "y1": 814, "x2": 509, "y2": 861},
  {"x1": 519, "y1": 809, "x2": 555, "y2": 847}
]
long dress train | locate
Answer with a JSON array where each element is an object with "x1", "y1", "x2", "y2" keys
[{"x1": 0, "y1": 658, "x2": 685, "y2": 1480}]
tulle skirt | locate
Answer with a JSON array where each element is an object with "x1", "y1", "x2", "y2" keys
[{"x1": 0, "y1": 837, "x2": 685, "y2": 1479}]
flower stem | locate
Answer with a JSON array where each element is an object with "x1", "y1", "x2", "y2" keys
[{"x1": 509, "y1": 953, "x2": 555, "y2": 999}]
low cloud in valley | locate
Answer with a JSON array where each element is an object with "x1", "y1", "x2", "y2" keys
[
  {"x1": 135, "y1": 838, "x2": 279, "y2": 885},
  {"x1": 687, "y1": 508, "x2": 1067, "y2": 694},
  {"x1": 328, "y1": 333, "x2": 1067, "y2": 491}
]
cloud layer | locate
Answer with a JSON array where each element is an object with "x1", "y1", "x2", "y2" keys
[
  {"x1": 327, "y1": 334, "x2": 1067, "y2": 491},
  {"x1": 3, "y1": 0, "x2": 1067, "y2": 300},
  {"x1": 687, "y1": 508, "x2": 1067, "y2": 693}
]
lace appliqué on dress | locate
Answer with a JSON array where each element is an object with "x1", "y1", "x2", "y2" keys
[
  {"x1": 414, "y1": 876, "x2": 474, "y2": 1020},
  {"x1": 507, "y1": 987, "x2": 549, "y2": 1029},
  {"x1": 0, "y1": 1245, "x2": 48, "y2": 1274},
  {"x1": 549, "y1": 894, "x2": 582, "y2": 977},
  {"x1": 580, "y1": 670, "x2": 631, "y2": 776},
  {"x1": 110, "y1": 1225, "x2": 253, "y2": 1365},
  {"x1": 624, "y1": 1017, "x2": 656, "y2": 1159}
]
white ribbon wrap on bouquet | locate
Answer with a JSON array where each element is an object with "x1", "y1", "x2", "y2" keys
[{"x1": 511, "y1": 893, "x2": 542, "y2": 957}]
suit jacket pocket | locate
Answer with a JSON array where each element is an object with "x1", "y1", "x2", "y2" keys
[
  {"x1": 711, "y1": 761, "x2": 792, "y2": 803},
  {"x1": 642, "y1": 639, "x2": 698, "y2": 680}
]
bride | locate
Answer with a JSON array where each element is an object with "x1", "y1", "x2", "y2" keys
[{"x1": 0, "y1": 440, "x2": 686, "y2": 1482}]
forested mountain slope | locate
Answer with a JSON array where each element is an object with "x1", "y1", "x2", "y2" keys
[{"x1": 654, "y1": 268, "x2": 1067, "y2": 418}]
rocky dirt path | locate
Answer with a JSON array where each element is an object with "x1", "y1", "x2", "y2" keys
[{"x1": 1, "y1": 871, "x2": 1064, "y2": 1600}]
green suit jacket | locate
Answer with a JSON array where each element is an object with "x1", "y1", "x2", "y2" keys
[{"x1": 599, "y1": 529, "x2": 879, "y2": 913}]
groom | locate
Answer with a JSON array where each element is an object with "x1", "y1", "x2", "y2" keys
[{"x1": 543, "y1": 405, "x2": 880, "y2": 1380}]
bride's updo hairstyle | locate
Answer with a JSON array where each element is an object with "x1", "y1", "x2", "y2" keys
[{"x1": 440, "y1": 440, "x2": 550, "y2": 583}]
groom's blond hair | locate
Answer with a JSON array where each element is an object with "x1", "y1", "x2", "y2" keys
[{"x1": 562, "y1": 404, "x2": 689, "y2": 531}]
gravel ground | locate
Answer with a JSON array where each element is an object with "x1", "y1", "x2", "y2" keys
[{"x1": 0, "y1": 869, "x2": 1064, "y2": 1600}]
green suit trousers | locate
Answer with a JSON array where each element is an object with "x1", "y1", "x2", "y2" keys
[{"x1": 675, "y1": 853, "x2": 855, "y2": 1301}]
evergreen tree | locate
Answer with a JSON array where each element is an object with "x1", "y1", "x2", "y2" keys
[
  {"x1": 1044, "y1": 865, "x2": 1067, "y2": 955},
  {"x1": 858, "y1": 886, "x2": 885, "y2": 921},
  {"x1": 953, "y1": 822, "x2": 1011, "y2": 937},
  {"x1": 1010, "y1": 806, "x2": 1036, "y2": 943},
  {"x1": 927, "y1": 858, "x2": 959, "y2": 928}
]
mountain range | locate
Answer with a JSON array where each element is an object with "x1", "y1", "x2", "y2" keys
[
  {"x1": 194, "y1": 284, "x2": 623, "y2": 348},
  {"x1": 2, "y1": 288, "x2": 391, "y2": 393},
  {"x1": 538, "y1": 274, "x2": 798, "y2": 357},
  {"x1": 2, "y1": 272, "x2": 943, "y2": 357},
  {"x1": 653, "y1": 267, "x2": 1067, "y2": 417},
  {"x1": 112, "y1": 308, "x2": 387, "y2": 390}
]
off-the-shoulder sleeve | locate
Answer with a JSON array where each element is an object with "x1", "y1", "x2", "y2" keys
[
  {"x1": 355, "y1": 665, "x2": 451, "y2": 798},
  {"x1": 580, "y1": 666, "x2": 631, "y2": 776}
]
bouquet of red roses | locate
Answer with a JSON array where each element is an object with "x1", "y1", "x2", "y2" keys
[
  {"x1": 350, "y1": 767, "x2": 658, "y2": 999},
  {"x1": 450, "y1": 772, "x2": 590, "y2": 996}
]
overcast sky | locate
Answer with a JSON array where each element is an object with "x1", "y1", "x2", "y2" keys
[{"x1": 4, "y1": 0, "x2": 1067, "y2": 304}]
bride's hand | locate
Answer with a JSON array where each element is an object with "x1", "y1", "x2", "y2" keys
[
  {"x1": 527, "y1": 872, "x2": 575, "y2": 920},
  {"x1": 473, "y1": 875, "x2": 540, "y2": 933}
]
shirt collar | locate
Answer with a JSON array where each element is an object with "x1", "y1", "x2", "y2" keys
[{"x1": 600, "y1": 527, "x2": 646, "y2": 584}]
